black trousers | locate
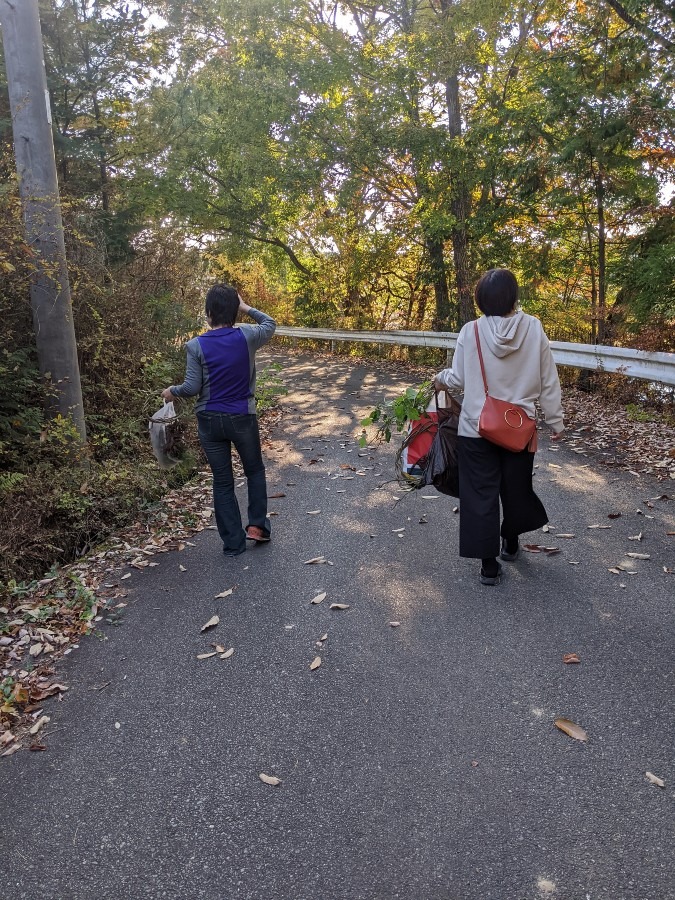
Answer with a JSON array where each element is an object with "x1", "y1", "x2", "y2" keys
[{"x1": 457, "y1": 436, "x2": 548, "y2": 559}]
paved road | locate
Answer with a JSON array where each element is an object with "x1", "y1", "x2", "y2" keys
[{"x1": 3, "y1": 352, "x2": 675, "y2": 900}]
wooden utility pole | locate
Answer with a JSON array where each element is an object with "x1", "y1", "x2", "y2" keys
[{"x1": 0, "y1": 0, "x2": 86, "y2": 442}]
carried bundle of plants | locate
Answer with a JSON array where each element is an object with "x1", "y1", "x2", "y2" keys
[{"x1": 361, "y1": 382, "x2": 461, "y2": 495}]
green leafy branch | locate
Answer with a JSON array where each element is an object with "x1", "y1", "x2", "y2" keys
[{"x1": 359, "y1": 381, "x2": 433, "y2": 446}]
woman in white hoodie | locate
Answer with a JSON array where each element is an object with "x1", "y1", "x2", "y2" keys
[{"x1": 434, "y1": 269, "x2": 564, "y2": 585}]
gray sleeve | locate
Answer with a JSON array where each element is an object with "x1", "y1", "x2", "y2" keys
[
  {"x1": 241, "y1": 308, "x2": 276, "y2": 352},
  {"x1": 170, "y1": 339, "x2": 204, "y2": 398},
  {"x1": 538, "y1": 324, "x2": 564, "y2": 432},
  {"x1": 434, "y1": 326, "x2": 466, "y2": 396}
]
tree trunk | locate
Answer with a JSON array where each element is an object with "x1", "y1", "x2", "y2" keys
[
  {"x1": 441, "y1": 0, "x2": 475, "y2": 327},
  {"x1": 427, "y1": 236, "x2": 453, "y2": 330},
  {"x1": 442, "y1": 26, "x2": 474, "y2": 326},
  {"x1": 0, "y1": 0, "x2": 87, "y2": 443},
  {"x1": 595, "y1": 170, "x2": 607, "y2": 344}
]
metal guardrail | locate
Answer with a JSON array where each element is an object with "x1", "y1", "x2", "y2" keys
[{"x1": 274, "y1": 325, "x2": 675, "y2": 387}]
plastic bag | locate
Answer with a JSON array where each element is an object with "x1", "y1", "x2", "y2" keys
[
  {"x1": 149, "y1": 401, "x2": 179, "y2": 469},
  {"x1": 422, "y1": 392, "x2": 461, "y2": 497}
]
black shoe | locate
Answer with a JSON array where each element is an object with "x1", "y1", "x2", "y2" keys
[
  {"x1": 500, "y1": 538, "x2": 520, "y2": 562},
  {"x1": 480, "y1": 561, "x2": 502, "y2": 585}
]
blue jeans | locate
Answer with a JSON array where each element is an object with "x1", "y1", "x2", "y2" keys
[{"x1": 196, "y1": 412, "x2": 270, "y2": 556}]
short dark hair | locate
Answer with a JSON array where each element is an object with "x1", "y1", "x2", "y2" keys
[
  {"x1": 475, "y1": 269, "x2": 519, "y2": 316},
  {"x1": 205, "y1": 283, "x2": 239, "y2": 326}
]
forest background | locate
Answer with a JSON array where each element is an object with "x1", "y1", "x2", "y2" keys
[{"x1": 0, "y1": 0, "x2": 673, "y2": 586}]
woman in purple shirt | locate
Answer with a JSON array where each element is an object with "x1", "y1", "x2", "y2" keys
[{"x1": 163, "y1": 284, "x2": 276, "y2": 556}]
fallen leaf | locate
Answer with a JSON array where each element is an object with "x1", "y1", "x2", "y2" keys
[
  {"x1": 421, "y1": 495, "x2": 439, "y2": 500},
  {"x1": 268, "y1": 492, "x2": 286, "y2": 499},
  {"x1": 554, "y1": 717, "x2": 588, "y2": 742},
  {"x1": 214, "y1": 588, "x2": 233, "y2": 599},
  {"x1": 607, "y1": 512, "x2": 622, "y2": 519},
  {"x1": 588, "y1": 524, "x2": 612, "y2": 529},
  {"x1": 319, "y1": 633, "x2": 328, "y2": 642},
  {"x1": 179, "y1": 565, "x2": 187, "y2": 572},
  {"x1": 389, "y1": 621, "x2": 401, "y2": 627},
  {"x1": 556, "y1": 533, "x2": 576, "y2": 539},
  {"x1": 340, "y1": 464, "x2": 356, "y2": 471},
  {"x1": 304, "y1": 556, "x2": 325, "y2": 565},
  {"x1": 330, "y1": 603, "x2": 350, "y2": 610},
  {"x1": 29, "y1": 715, "x2": 50, "y2": 736},
  {"x1": 608, "y1": 567, "x2": 624, "y2": 574},
  {"x1": 306, "y1": 510, "x2": 321, "y2": 515},
  {"x1": 220, "y1": 648, "x2": 234, "y2": 659},
  {"x1": 391, "y1": 528, "x2": 406, "y2": 533},
  {"x1": 121, "y1": 573, "x2": 131, "y2": 580},
  {"x1": 200, "y1": 615, "x2": 219, "y2": 632},
  {"x1": 548, "y1": 463, "x2": 562, "y2": 468},
  {"x1": 1, "y1": 744, "x2": 21, "y2": 757},
  {"x1": 542, "y1": 524, "x2": 550, "y2": 533},
  {"x1": 628, "y1": 533, "x2": 643, "y2": 541},
  {"x1": 197, "y1": 651, "x2": 218, "y2": 660},
  {"x1": 310, "y1": 656, "x2": 322, "y2": 670},
  {"x1": 626, "y1": 552, "x2": 650, "y2": 560},
  {"x1": 214, "y1": 644, "x2": 225, "y2": 653},
  {"x1": 29, "y1": 643, "x2": 43, "y2": 657},
  {"x1": 562, "y1": 652, "x2": 581, "y2": 664},
  {"x1": 259, "y1": 773, "x2": 282, "y2": 786},
  {"x1": 310, "y1": 592, "x2": 326, "y2": 605},
  {"x1": 645, "y1": 771, "x2": 665, "y2": 788}
]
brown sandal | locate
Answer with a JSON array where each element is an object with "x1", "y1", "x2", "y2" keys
[{"x1": 246, "y1": 526, "x2": 271, "y2": 543}]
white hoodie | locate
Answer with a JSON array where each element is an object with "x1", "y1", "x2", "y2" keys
[{"x1": 435, "y1": 312, "x2": 564, "y2": 440}]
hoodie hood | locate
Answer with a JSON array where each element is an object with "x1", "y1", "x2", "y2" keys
[{"x1": 478, "y1": 311, "x2": 533, "y2": 358}]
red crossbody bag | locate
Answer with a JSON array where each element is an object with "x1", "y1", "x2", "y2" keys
[{"x1": 474, "y1": 321, "x2": 538, "y2": 453}]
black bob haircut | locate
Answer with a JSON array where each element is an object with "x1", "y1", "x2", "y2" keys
[
  {"x1": 205, "y1": 283, "x2": 239, "y2": 327},
  {"x1": 475, "y1": 268, "x2": 519, "y2": 317}
]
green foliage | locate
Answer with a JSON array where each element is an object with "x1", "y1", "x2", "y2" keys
[{"x1": 360, "y1": 382, "x2": 434, "y2": 445}]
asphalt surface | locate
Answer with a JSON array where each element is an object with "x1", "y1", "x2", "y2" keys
[{"x1": 3, "y1": 351, "x2": 675, "y2": 900}]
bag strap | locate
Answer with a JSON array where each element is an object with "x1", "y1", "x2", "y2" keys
[{"x1": 473, "y1": 320, "x2": 489, "y2": 396}]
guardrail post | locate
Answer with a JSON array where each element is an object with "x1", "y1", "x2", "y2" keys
[{"x1": 446, "y1": 349, "x2": 454, "y2": 367}]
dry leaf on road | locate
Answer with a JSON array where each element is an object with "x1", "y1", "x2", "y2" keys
[
  {"x1": 330, "y1": 603, "x2": 350, "y2": 611},
  {"x1": 310, "y1": 656, "x2": 322, "y2": 670},
  {"x1": 268, "y1": 492, "x2": 286, "y2": 499},
  {"x1": 200, "y1": 615, "x2": 219, "y2": 632},
  {"x1": 645, "y1": 771, "x2": 665, "y2": 788},
  {"x1": 259, "y1": 773, "x2": 282, "y2": 786},
  {"x1": 304, "y1": 556, "x2": 325, "y2": 565},
  {"x1": 310, "y1": 592, "x2": 326, "y2": 605},
  {"x1": 220, "y1": 648, "x2": 234, "y2": 659},
  {"x1": 389, "y1": 621, "x2": 401, "y2": 627},
  {"x1": 306, "y1": 510, "x2": 321, "y2": 515},
  {"x1": 214, "y1": 588, "x2": 233, "y2": 599},
  {"x1": 197, "y1": 651, "x2": 218, "y2": 660},
  {"x1": 28, "y1": 715, "x2": 50, "y2": 736},
  {"x1": 554, "y1": 717, "x2": 588, "y2": 742},
  {"x1": 626, "y1": 552, "x2": 650, "y2": 560},
  {"x1": 562, "y1": 652, "x2": 581, "y2": 664}
]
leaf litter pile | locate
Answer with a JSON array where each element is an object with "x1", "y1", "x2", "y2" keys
[{"x1": 563, "y1": 388, "x2": 675, "y2": 480}]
